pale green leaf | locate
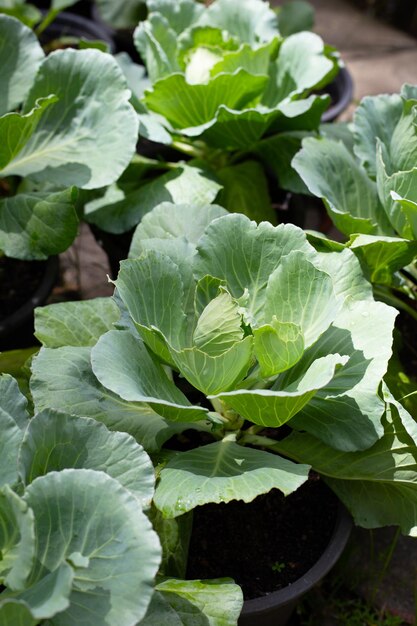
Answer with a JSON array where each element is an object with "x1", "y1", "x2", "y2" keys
[
  {"x1": 134, "y1": 13, "x2": 180, "y2": 83},
  {"x1": 197, "y1": 0, "x2": 278, "y2": 44},
  {"x1": 148, "y1": 0, "x2": 204, "y2": 34},
  {"x1": 30, "y1": 346, "x2": 194, "y2": 453},
  {"x1": 85, "y1": 165, "x2": 222, "y2": 234},
  {"x1": 0, "y1": 15, "x2": 44, "y2": 116},
  {"x1": 0, "y1": 188, "x2": 78, "y2": 260},
  {"x1": 277, "y1": 387, "x2": 417, "y2": 535},
  {"x1": 142, "y1": 578, "x2": 244, "y2": 626},
  {"x1": 293, "y1": 136, "x2": 390, "y2": 236},
  {"x1": 19, "y1": 410, "x2": 155, "y2": 507},
  {"x1": 154, "y1": 439, "x2": 309, "y2": 517},
  {"x1": 1, "y1": 49, "x2": 138, "y2": 189},
  {"x1": 193, "y1": 290, "x2": 243, "y2": 356},
  {"x1": 23, "y1": 469, "x2": 161, "y2": 625},
  {"x1": 91, "y1": 330, "x2": 209, "y2": 422},
  {"x1": 348, "y1": 233, "x2": 417, "y2": 283},
  {"x1": 130, "y1": 202, "x2": 227, "y2": 260},
  {"x1": 95, "y1": 0, "x2": 146, "y2": 28},
  {"x1": 144, "y1": 71, "x2": 267, "y2": 131},
  {"x1": 0, "y1": 375, "x2": 28, "y2": 487},
  {"x1": 0, "y1": 96, "x2": 57, "y2": 170},
  {"x1": 0, "y1": 486, "x2": 35, "y2": 591},
  {"x1": 34, "y1": 298, "x2": 120, "y2": 348},
  {"x1": 212, "y1": 353, "x2": 346, "y2": 427},
  {"x1": 0, "y1": 373, "x2": 29, "y2": 429},
  {"x1": 253, "y1": 321, "x2": 304, "y2": 378}
]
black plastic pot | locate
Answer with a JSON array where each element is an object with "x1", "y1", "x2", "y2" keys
[
  {"x1": 0, "y1": 256, "x2": 59, "y2": 351},
  {"x1": 41, "y1": 10, "x2": 115, "y2": 51},
  {"x1": 321, "y1": 66, "x2": 354, "y2": 123},
  {"x1": 238, "y1": 502, "x2": 352, "y2": 626}
]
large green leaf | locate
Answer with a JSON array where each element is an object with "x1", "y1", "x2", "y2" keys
[
  {"x1": 19, "y1": 410, "x2": 155, "y2": 507},
  {"x1": 30, "y1": 346, "x2": 195, "y2": 453},
  {"x1": 23, "y1": 469, "x2": 161, "y2": 625},
  {"x1": 1, "y1": 49, "x2": 138, "y2": 189},
  {"x1": 154, "y1": 438, "x2": 309, "y2": 517},
  {"x1": 197, "y1": 0, "x2": 278, "y2": 44},
  {"x1": 353, "y1": 93, "x2": 403, "y2": 179},
  {"x1": 210, "y1": 39, "x2": 280, "y2": 78},
  {"x1": 293, "y1": 136, "x2": 391, "y2": 236},
  {"x1": 212, "y1": 353, "x2": 346, "y2": 427},
  {"x1": 254, "y1": 131, "x2": 311, "y2": 193},
  {"x1": 0, "y1": 96, "x2": 57, "y2": 170},
  {"x1": 148, "y1": 0, "x2": 204, "y2": 34},
  {"x1": 0, "y1": 15, "x2": 44, "y2": 116},
  {"x1": 144, "y1": 70, "x2": 268, "y2": 130},
  {"x1": 129, "y1": 202, "x2": 228, "y2": 259},
  {"x1": 216, "y1": 160, "x2": 276, "y2": 223},
  {"x1": 150, "y1": 510, "x2": 192, "y2": 579},
  {"x1": 276, "y1": 0, "x2": 315, "y2": 36},
  {"x1": 194, "y1": 215, "x2": 313, "y2": 323},
  {"x1": 134, "y1": 13, "x2": 180, "y2": 83},
  {"x1": 0, "y1": 188, "x2": 78, "y2": 260},
  {"x1": 348, "y1": 233, "x2": 417, "y2": 283},
  {"x1": 0, "y1": 486, "x2": 35, "y2": 591},
  {"x1": 142, "y1": 578, "x2": 243, "y2": 626},
  {"x1": 262, "y1": 32, "x2": 337, "y2": 107},
  {"x1": 91, "y1": 330, "x2": 209, "y2": 422},
  {"x1": 85, "y1": 164, "x2": 222, "y2": 234},
  {"x1": 276, "y1": 388, "x2": 417, "y2": 535},
  {"x1": 0, "y1": 375, "x2": 28, "y2": 487},
  {"x1": 0, "y1": 600, "x2": 39, "y2": 626},
  {"x1": 34, "y1": 298, "x2": 120, "y2": 348},
  {"x1": 287, "y1": 298, "x2": 397, "y2": 451}
]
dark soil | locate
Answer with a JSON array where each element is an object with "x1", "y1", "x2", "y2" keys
[
  {"x1": 186, "y1": 475, "x2": 338, "y2": 600},
  {"x1": 0, "y1": 257, "x2": 46, "y2": 321}
]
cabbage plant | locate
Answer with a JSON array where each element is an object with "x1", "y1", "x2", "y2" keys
[
  {"x1": 293, "y1": 84, "x2": 417, "y2": 297},
  {"x1": 0, "y1": 14, "x2": 138, "y2": 260},
  {"x1": 86, "y1": 0, "x2": 341, "y2": 234},
  {"x1": 29, "y1": 203, "x2": 417, "y2": 538}
]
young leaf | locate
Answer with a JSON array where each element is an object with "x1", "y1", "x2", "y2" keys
[{"x1": 154, "y1": 439, "x2": 310, "y2": 517}]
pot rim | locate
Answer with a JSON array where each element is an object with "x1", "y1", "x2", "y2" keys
[
  {"x1": 321, "y1": 66, "x2": 354, "y2": 123},
  {"x1": 43, "y1": 10, "x2": 115, "y2": 51},
  {"x1": 240, "y1": 500, "x2": 352, "y2": 617}
]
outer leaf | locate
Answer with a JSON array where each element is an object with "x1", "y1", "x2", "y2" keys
[
  {"x1": 255, "y1": 131, "x2": 311, "y2": 194},
  {"x1": 353, "y1": 93, "x2": 403, "y2": 178},
  {"x1": 144, "y1": 71, "x2": 268, "y2": 130},
  {"x1": 216, "y1": 160, "x2": 276, "y2": 223},
  {"x1": 30, "y1": 347, "x2": 194, "y2": 453},
  {"x1": 134, "y1": 13, "x2": 180, "y2": 83},
  {"x1": 34, "y1": 298, "x2": 120, "y2": 348},
  {"x1": 288, "y1": 299, "x2": 397, "y2": 451},
  {"x1": 0, "y1": 374, "x2": 28, "y2": 487},
  {"x1": 197, "y1": 0, "x2": 278, "y2": 44},
  {"x1": 147, "y1": 0, "x2": 204, "y2": 34},
  {"x1": 276, "y1": 388, "x2": 417, "y2": 535},
  {"x1": 0, "y1": 15, "x2": 44, "y2": 116},
  {"x1": 85, "y1": 165, "x2": 222, "y2": 234},
  {"x1": 212, "y1": 353, "x2": 347, "y2": 427},
  {"x1": 23, "y1": 469, "x2": 162, "y2": 626},
  {"x1": 129, "y1": 202, "x2": 227, "y2": 259},
  {"x1": 1, "y1": 49, "x2": 138, "y2": 189},
  {"x1": 293, "y1": 136, "x2": 389, "y2": 236},
  {"x1": 150, "y1": 510, "x2": 192, "y2": 579},
  {"x1": 277, "y1": 0, "x2": 315, "y2": 36},
  {"x1": 91, "y1": 330, "x2": 209, "y2": 422},
  {"x1": 154, "y1": 439, "x2": 309, "y2": 517},
  {"x1": 142, "y1": 578, "x2": 243, "y2": 626},
  {"x1": 0, "y1": 96, "x2": 57, "y2": 170},
  {"x1": 0, "y1": 188, "x2": 78, "y2": 260},
  {"x1": 0, "y1": 486, "x2": 35, "y2": 591},
  {"x1": 19, "y1": 410, "x2": 155, "y2": 507},
  {"x1": 348, "y1": 233, "x2": 417, "y2": 283},
  {"x1": 262, "y1": 32, "x2": 337, "y2": 107}
]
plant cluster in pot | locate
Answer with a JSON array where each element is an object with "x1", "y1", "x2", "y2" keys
[
  {"x1": 84, "y1": 0, "x2": 352, "y2": 274},
  {"x1": 14, "y1": 201, "x2": 417, "y2": 625},
  {"x1": 292, "y1": 83, "x2": 417, "y2": 409},
  {"x1": 0, "y1": 14, "x2": 138, "y2": 349}
]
